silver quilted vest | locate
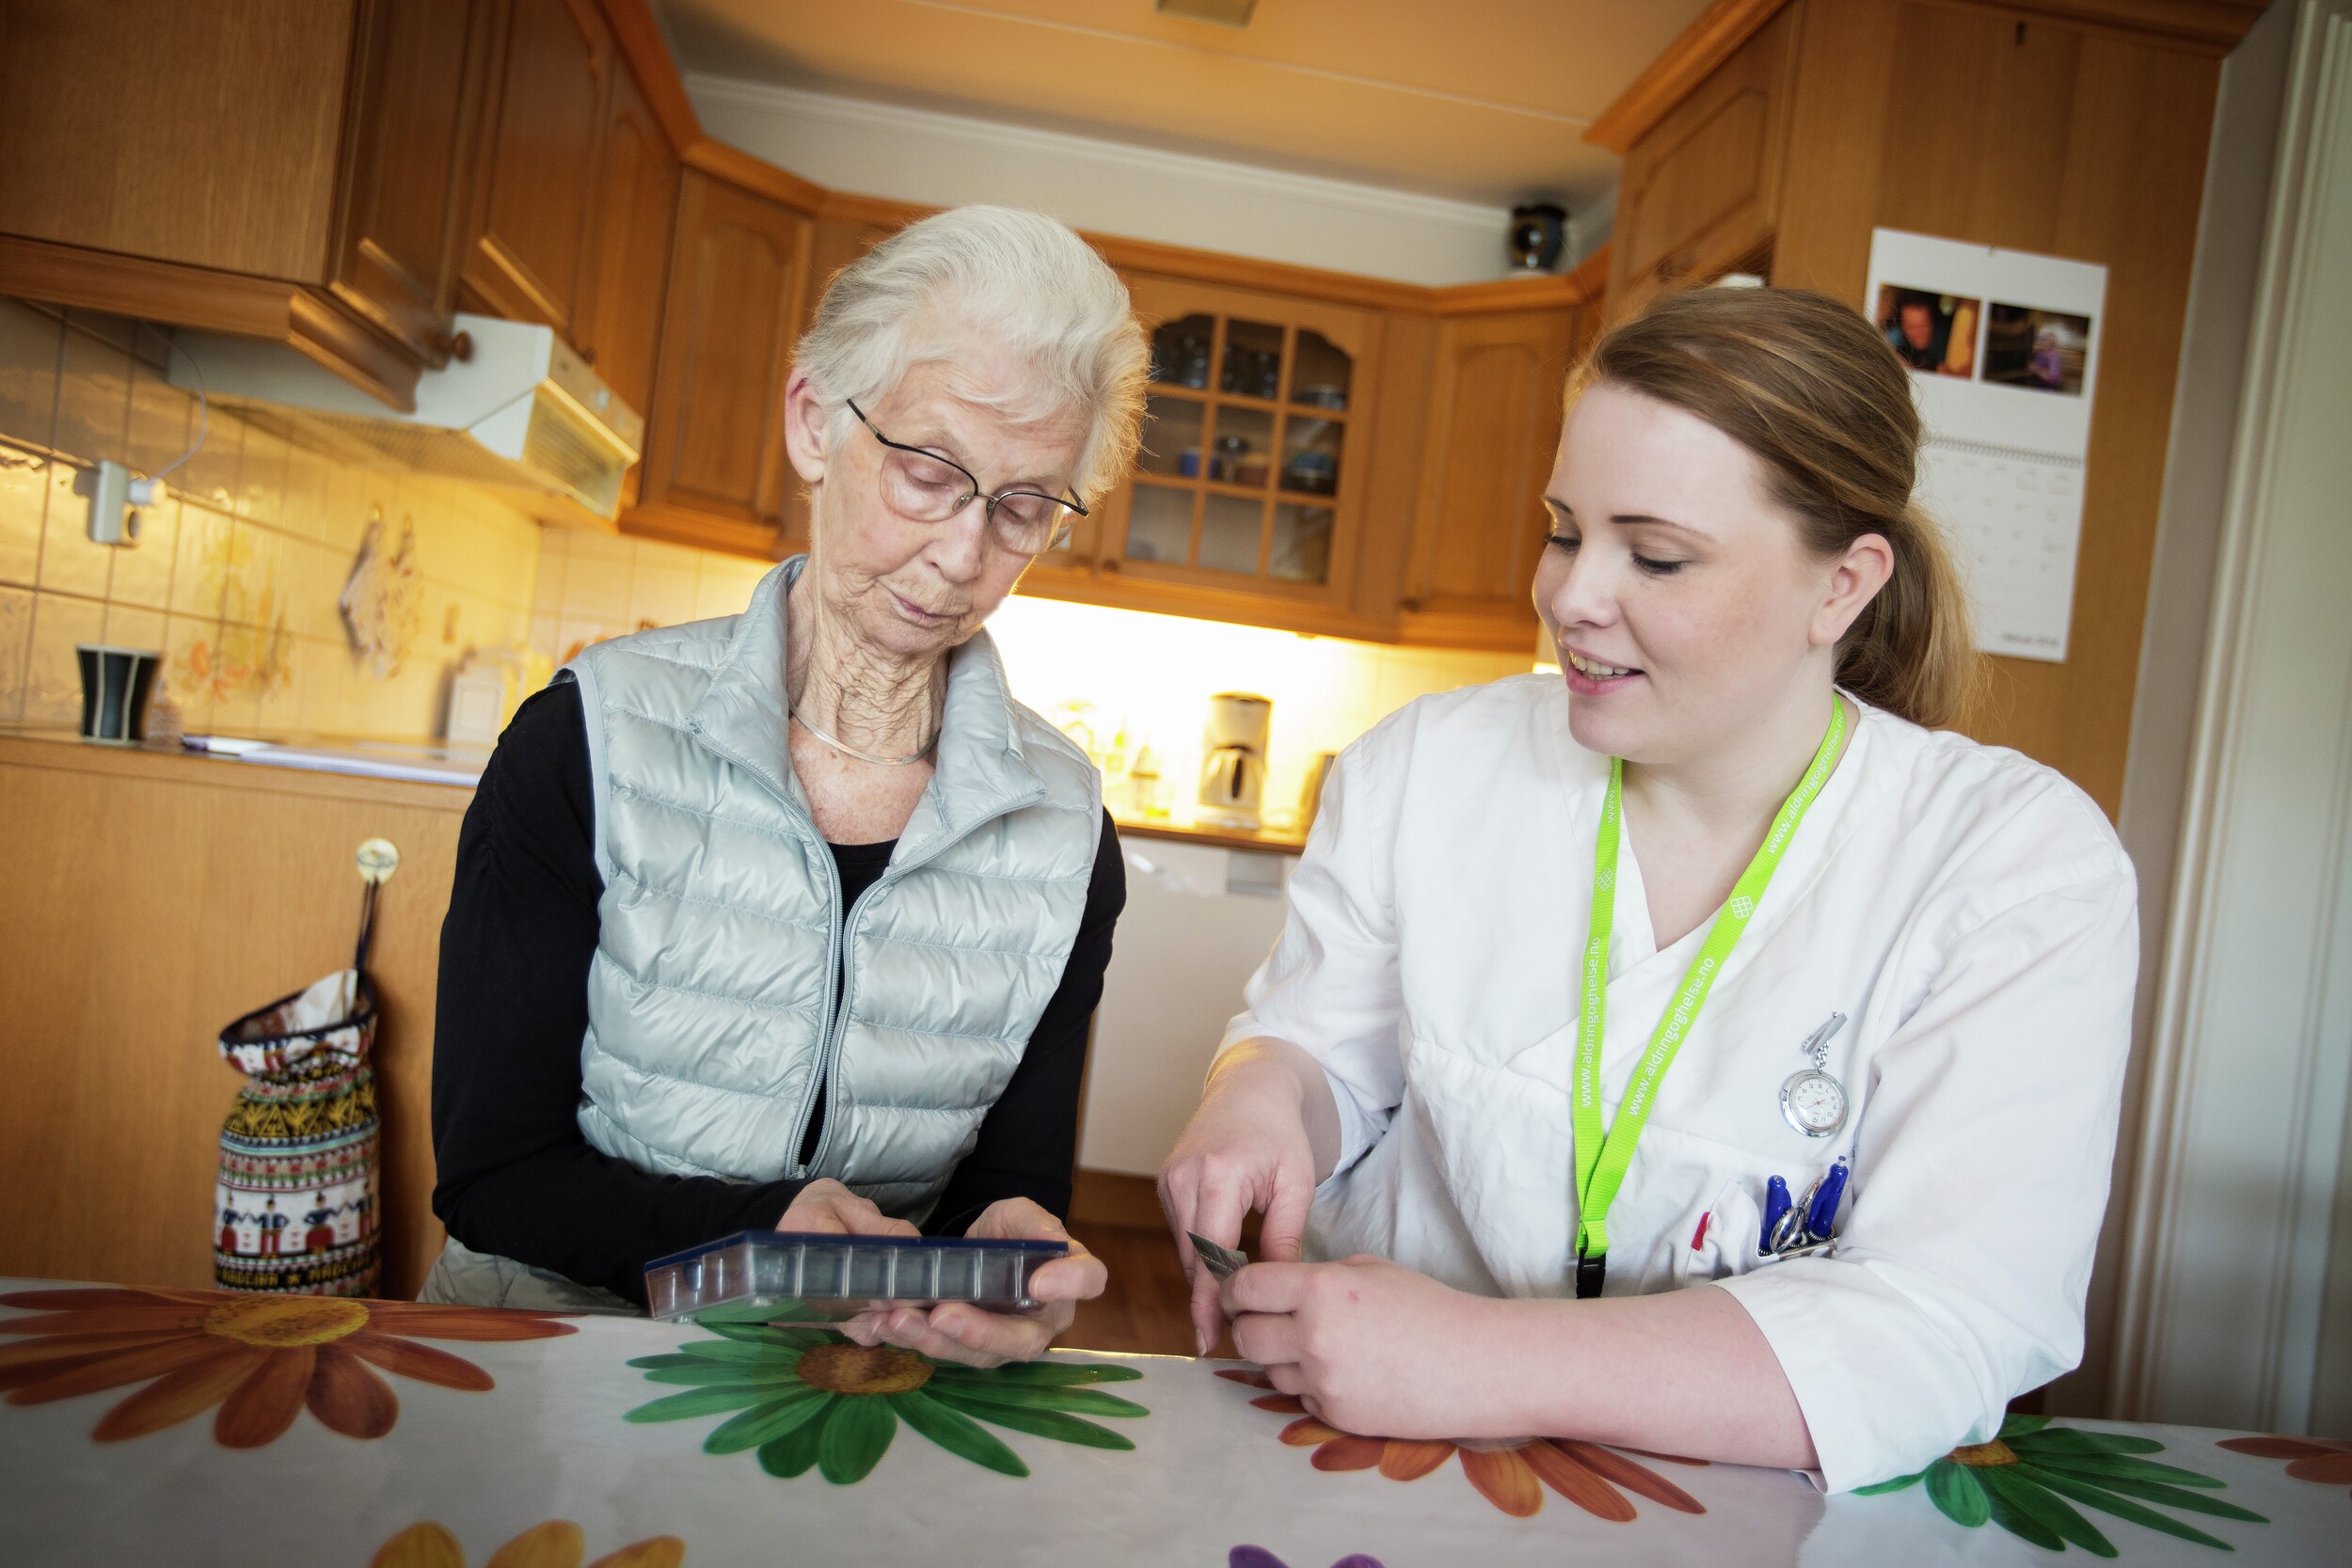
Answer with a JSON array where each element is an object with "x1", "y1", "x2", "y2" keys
[{"x1": 564, "y1": 559, "x2": 1099, "y2": 1219}]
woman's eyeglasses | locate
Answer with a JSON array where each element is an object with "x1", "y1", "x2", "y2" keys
[{"x1": 847, "y1": 400, "x2": 1086, "y2": 557}]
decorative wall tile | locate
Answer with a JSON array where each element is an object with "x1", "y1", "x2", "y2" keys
[
  {"x1": 101, "y1": 603, "x2": 166, "y2": 656},
  {"x1": 169, "y1": 504, "x2": 233, "y2": 622},
  {"x1": 52, "y1": 326, "x2": 131, "y2": 471},
  {"x1": 126, "y1": 356, "x2": 191, "y2": 479},
  {"x1": 221, "y1": 519, "x2": 283, "y2": 629},
  {"x1": 171, "y1": 406, "x2": 242, "y2": 515},
  {"x1": 23, "y1": 593, "x2": 105, "y2": 725},
  {"x1": 157, "y1": 613, "x2": 218, "y2": 736},
  {"x1": 235, "y1": 422, "x2": 288, "y2": 528},
  {"x1": 0, "y1": 584, "x2": 33, "y2": 723},
  {"x1": 106, "y1": 499, "x2": 176, "y2": 611},
  {"x1": 0, "y1": 299, "x2": 60, "y2": 451},
  {"x1": 282, "y1": 443, "x2": 329, "y2": 543},
  {"x1": 0, "y1": 455, "x2": 43, "y2": 589}
]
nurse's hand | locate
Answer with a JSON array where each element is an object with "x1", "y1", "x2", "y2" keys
[
  {"x1": 1222, "y1": 1255, "x2": 1505, "y2": 1440},
  {"x1": 1160, "y1": 1039, "x2": 1331, "y2": 1355},
  {"x1": 774, "y1": 1178, "x2": 921, "y2": 1237},
  {"x1": 838, "y1": 1198, "x2": 1105, "y2": 1370}
]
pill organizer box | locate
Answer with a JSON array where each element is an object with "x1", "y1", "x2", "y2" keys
[{"x1": 644, "y1": 1230, "x2": 1069, "y2": 1322}]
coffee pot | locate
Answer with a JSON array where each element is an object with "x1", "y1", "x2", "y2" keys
[{"x1": 1198, "y1": 692, "x2": 1271, "y2": 831}]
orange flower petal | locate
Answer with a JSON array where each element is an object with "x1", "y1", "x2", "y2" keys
[
  {"x1": 484, "y1": 1519, "x2": 584, "y2": 1568},
  {"x1": 1250, "y1": 1393, "x2": 1308, "y2": 1415},
  {"x1": 0, "y1": 1332, "x2": 187, "y2": 1372},
  {"x1": 1617, "y1": 1446, "x2": 1709, "y2": 1466},
  {"x1": 364, "y1": 1306, "x2": 578, "y2": 1342},
  {"x1": 2285, "y1": 1453, "x2": 2352, "y2": 1485},
  {"x1": 1520, "y1": 1440, "x2": 1635, "y2": 1522},
  {"x1": 308, "y1": 1344, "x2": 400, "y2": 1439},
  {"x1": 1551, "y1": 1439, "x2": 1705, "y2": 1514},
  {"x1": 0, "y1": 1306, "x2": 210, "y2": 1338},
  {"x1": 2220, "y1": 1435, "x2": 2334, "y2": 1460},
  {"x1": 587, "y1": 1539, "x2": 685, "y2": 1568},
  {"x1": 1279, "y1": 1416, "x2": 1346, "y2": 1447},
  {"x1": 1377, "y1": 1439, "x2": 1456, "y2": 1481},
  {"x1": 1458, "y1": 1446, "x2": 1545, "y2": 1517},
  {"x1": 346, "y1": 1332, "x2": 494, "y2": 1392},
  {"x1": 1311, "y1": 1435, "x2": 1388, "y2": 1472},
  {"x1": 6, "y1": 1334, "x2": 228, "y2": 1404},
  {"x1": 92, "y1": 1347, "x2": 269, "y2": 1442},
  {"x1": 1215, "y1": 1369, "x2": 1276, "y2": 1389},
  {"x1": 215, "y1": 1345, "x2": 314, "y2": 1449},
  {"x1": 371, "y1": 1522, "x2": 466, "y2": 1568}
]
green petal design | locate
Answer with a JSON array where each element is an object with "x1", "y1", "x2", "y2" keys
[
  {"x1": 2023, "y1": 1466, "x2": 2238, "y2": 1552},
  {"x1": 942, "y1": 1398, "x2": 1136, "y2": 1451},
  {"x1": 758, "y1": 1403, "x2": 833, "y2": 1478},
  {"x1": 2016, "y1": 1429, "x2": 2168, "y2": 1457},
  {"x1": 627, "y1": 1353, "x2": 705, "y2": 1370},
  {"x1": 1980, "y1": 1466, "x2": 2117, "y2": 1557},
  {"x1": 2042, "y1": 1471, "x2": 2267, "y2": 1522},
  {"x1": 679, "y1": 1338, "x2": 806, "y2": 1366},
  {"x1": 1926, "y1": 1461, "x2": 1993, "y2": 1528},
  {"x1": 1851, "y1": 1470, "x2": 1926, "y2": 1496},
  {"x1": 2026, "y1": 1451, "x2": 2229, "y2": 1489},
  {"x1": 705, "y1": 1389, "x2": 832, "y2": 1454},
  {"x1": 928, "y1": 1382, "x2": 1147, "y2": 1418},
  {"x1": 626, "y1": 1384, "x2": 779, "y2": 1422},
  {"x1": 696, "y1": 1300, "x2": 834, "y2": 1330},
  {"x1": 889, "y1": 1388, "x2": 1029, "y2": 1478},
  {"x1": 2001, "y1": 1414, "x2": 2053, "y2": 1440},
  {"x1": 818, "y1": 1394, "x2": 898, "y2": 1484},
  {"x1": 643, "y1": 1362, "x2": 792, "y2": 1387},
  {"x1": 1979, "y1": 1468, "x2": 2067, "y2": 1553},
  {"x1": 930, "y1": 1362, "x2": 1145, "y2": 1387}
]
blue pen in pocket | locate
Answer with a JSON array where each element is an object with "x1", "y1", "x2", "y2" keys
[
  {"x1": 1760, "y1": 1175, "x2": 1793, "y2": 1254},
  {"x1": 1804, "y1": 1158, "x2": 1851, "y2": 1244}
]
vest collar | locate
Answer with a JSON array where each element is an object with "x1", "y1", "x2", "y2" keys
[{"x1": 687, "y1": 556, "x2": 1047, "y2": 854}]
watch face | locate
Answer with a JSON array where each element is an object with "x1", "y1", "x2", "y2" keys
[{"x1": 1781, "y1": 1069, "x2": 1848, "y2": 1136}]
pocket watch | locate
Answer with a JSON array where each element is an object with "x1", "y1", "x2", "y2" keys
[{"x1": 1780, "y1": 1012, "x2": 1849, "y2": 1137}]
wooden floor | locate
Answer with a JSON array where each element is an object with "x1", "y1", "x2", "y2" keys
[{"x1": 1057, "y1": 1222, "x2": 1235, "y2": 1359}]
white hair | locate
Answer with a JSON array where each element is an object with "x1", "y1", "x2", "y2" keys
[{"x1": 791, "y1": 205, "x2": 1147, "y2": 505}]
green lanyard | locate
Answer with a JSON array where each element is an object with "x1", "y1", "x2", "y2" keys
[{"x1": 1572, "y1": 699, "x2": 1847, "y2": 1298}]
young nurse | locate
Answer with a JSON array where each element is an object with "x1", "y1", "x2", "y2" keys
[{"x1": 1160, "y1": 287, "x2": 2137, "y2": 1492}]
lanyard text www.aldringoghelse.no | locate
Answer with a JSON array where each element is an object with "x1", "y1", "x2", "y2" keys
[{"x1": 1572, "y1": 699, "x2": 1847, "y2": 1299}]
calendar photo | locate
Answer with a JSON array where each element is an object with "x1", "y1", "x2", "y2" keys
[
  {"x1": 1874, "y1": 284, "x2": 1981, "y2": 379},
  {"x1": 1983, "y1": 303, "x2": 2094, "y2": 395}
]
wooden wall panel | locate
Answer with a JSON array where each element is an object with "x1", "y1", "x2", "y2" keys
[{"x1": 0, "y1": 740, "x2": 467, "y2": 1300}]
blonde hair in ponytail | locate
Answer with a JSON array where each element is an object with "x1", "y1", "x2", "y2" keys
[{"x1": 1566, "y1": 287, "x2": 1983, "y2": 729}]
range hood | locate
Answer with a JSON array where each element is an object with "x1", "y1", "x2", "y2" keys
[{"x1": 168, "y1": 314, "x2": 643, "y2": 521}]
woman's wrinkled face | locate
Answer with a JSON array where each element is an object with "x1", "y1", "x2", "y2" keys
[
  {"x1": 786, "y1": 340, "x2": 1089, "y2": 664},
  {"x1": 1532, "y1": 383, "x2": 1869, "y2": 769}
]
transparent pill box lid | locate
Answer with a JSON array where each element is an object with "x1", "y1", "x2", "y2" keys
[{"x1": 644, "y1": 1230, "x2": 1069, "y2": 1323}]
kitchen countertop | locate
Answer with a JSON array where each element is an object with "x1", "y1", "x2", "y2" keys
[{"x1": 0, "y1": 728, "x2": 1311, "y2": 855}]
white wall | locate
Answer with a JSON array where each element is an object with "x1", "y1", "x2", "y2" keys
[
  {"x1": 688, "y1": 74, "x2": 1566, "y2": 286},
  {"x1": 2115, "y1": 0, "x2": 2352, "y2": 1434}
]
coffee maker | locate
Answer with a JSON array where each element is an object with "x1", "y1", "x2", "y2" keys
[{"x1": 1198, "y1": 693, "x2": 1272, "y2": 831}]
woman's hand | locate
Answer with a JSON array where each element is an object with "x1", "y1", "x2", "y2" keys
[
  {"x1": 1223, "y1": 1255, "x2": 1511, "y2": 1439},
  {"x1": 1159, "y1": 1038, "x2": 1335, "y2": 1354},
  {"x1": 840, "y1": 1198, "x2": 1105, "y2": 1369},
  {"x1": 775, "y1": 1178, "x2": 920, "y2": 1238}
]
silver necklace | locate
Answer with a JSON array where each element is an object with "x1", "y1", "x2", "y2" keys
[{"x1": 789, "y1": 705, "x2": 938, "y2": 768}]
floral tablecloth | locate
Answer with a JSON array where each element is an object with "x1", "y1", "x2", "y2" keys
[{"x1": 0, "y1": 1279, "x2": 2341, "y2": 1568}]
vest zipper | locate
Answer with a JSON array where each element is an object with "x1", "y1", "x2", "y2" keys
[{"x1": 787, "y1": 784, "x2": 1050, "y2": 1185}]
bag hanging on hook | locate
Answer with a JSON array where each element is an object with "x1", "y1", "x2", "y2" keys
[{"x1": 211, "y1": 841, "x2": 398, "y2": 1296}]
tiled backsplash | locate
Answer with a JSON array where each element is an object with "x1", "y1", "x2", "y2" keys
[{"x1": 0, "y1": 297, "x2": 541, "y2": 740}]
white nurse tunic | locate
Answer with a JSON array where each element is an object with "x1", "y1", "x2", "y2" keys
[{"x1": 1217, "y1": 673, "x2": 2137, "y2": 1493}]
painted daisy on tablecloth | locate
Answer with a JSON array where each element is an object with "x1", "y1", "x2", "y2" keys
[
  {"x1": 2216, "y1": 1434, "x2": 2352, "y2": 1499},
  {"x1": 1216, "y1": 1369, "x2": 1705, "y2": 1521},
  {"x1": 625, "y1": 1313, "x2": 1146, "y2": 1483},
  {"x1": 1854, "y1": 1414, "x2": 2266, "y2": 1555},
  {"x1": 369, "y1": 1519, "x2": 681, "y2": 1568},
  {"x1": 0, "y1": 1286, "x2": 573, "y2": 1448}
]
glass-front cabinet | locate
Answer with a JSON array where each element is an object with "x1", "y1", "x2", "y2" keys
[{"x1": 1025, "y1": 276, "x2": 1379, "y2": 635}]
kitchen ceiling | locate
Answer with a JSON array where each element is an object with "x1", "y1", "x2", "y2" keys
[{"x1": 653, "y1": 0, "x2": 1713, "y2": 214}]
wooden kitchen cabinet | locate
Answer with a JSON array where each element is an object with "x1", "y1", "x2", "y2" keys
[
  {"x1": 1604, "y1": 0, "x2": 1800, "y2": 317},
  {"x1": 462, "y1": 0, "x2": 616, "y2": 339},
  {"x1": 623, "y1": 169, "x2": 812, "y2": 557},
  {"x1": 1397, "y1": 306, "x2": 1582, "y2": 651},
  {"x1": 579, "y1": 58, "x2": 680, "y2": 503}
]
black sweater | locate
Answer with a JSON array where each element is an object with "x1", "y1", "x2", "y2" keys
[{"x1": 430, "y1": 680, "x2": 1124, "y2": 1303}]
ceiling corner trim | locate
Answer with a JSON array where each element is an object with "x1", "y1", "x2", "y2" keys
[{"x1": 1583, "y1": 0, "x2": 1795, "y2": 153}]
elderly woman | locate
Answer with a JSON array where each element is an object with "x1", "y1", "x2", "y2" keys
[{"x1": 427, "y1": 205, "x2": 1146, "y2": 1368}]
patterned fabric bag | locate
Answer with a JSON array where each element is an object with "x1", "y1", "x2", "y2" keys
[{"x1": 213, "y1": 881, "x2": 382, "y2": 1296}]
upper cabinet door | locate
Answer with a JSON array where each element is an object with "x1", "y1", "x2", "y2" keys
[
  {"x1": 463, "y1": 0, "x2": 613, "y2": 336},
  {"x1": 628, "y1": 169, "x2": 810, "y2": 557},
  {"x1": 329, "y1": 0, "x2": 498, "y2": 369},
  {"x1": 578, "y1": 61, "x2": 679, "y2": 447}
]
